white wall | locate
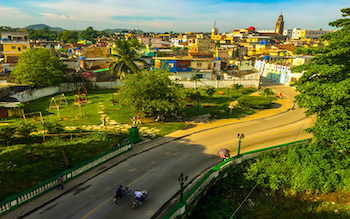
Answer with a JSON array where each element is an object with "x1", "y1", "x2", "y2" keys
[
  {"x1": 10, "y1": 78, "x2": 259, "y2": 103},
  {"x1": 177, "y1": 77, "x2": 259, "y2": 89},
  {"x1": 11, "y1": 82, "x2": 121, "y2": 103}
]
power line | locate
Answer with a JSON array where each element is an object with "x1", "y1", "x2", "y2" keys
[{"x1": 229, "y1": 183, "x2": 258, "y2": 219}]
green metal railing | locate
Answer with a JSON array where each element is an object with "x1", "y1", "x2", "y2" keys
[
  {"x1": 163, "y1": 138, "x2": 312, "y2": 219},
  {"x1": 0, "y1": 142, "x2": 132, "y2": 216}
]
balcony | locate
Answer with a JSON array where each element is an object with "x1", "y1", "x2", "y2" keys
[{"x1": 1, "y1": 40, "x2": 30, "y2": 44}]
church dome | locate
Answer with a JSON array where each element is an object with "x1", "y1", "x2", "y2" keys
[{"x1": 248, "y1": 26, "x2": 256, "y2": 31}]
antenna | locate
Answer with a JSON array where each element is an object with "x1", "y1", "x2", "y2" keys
[
  {"x1": 137, "y1": 16, "x2": 138, "y2": 31},
  {"x1": 214, "y1": 21, "x2": 216, "y2": 29}
]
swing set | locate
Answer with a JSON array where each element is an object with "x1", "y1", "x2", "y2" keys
[{"x1": 49, "y1": 93, "x2": 68, "y2": 109}]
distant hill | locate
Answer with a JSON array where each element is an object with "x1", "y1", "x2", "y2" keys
[
  {"x1": 23, "y1": 24, "x2": 143, "y2": 33},
  {"x1": 24, "y1": 24, "x2": 64, "y2": 32},
  {"x1": 103, "y1": 28, "x2": 130, "y2": 33}
]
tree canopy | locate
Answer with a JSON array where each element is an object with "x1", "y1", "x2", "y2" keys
[
  {"x1": 292, "y1": 8, "x2": 350, "y2": 150},
  {"x1": 117, "y1": 69, "x2": 186, "y2": 115},
  {"x1": 108, "y1": 39, "x2": 144, "y2": 79},
  {"x1": 11, "y1": 48, "x2": 66, "y2": 88}
]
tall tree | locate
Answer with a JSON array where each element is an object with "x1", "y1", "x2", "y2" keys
[
  {"x1": 11, "y1": 48, "x2": 66, "y2": 88},
  {"x1": 108, "y1": 39, "x2": 144, "y2": 79},
  {"x1": 117, "y1": 68, "x2": 186, "y2": 116},
  {"x1": 292, "y1": 8, "x2": 350, "y2": 150},
  {"x1": 58, "y1": 30, "x2": 78, "y2": 43}
]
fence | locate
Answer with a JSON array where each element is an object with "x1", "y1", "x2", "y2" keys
[
  {"x1": 0, "y1": 142, "x2": 132, "y2": 217},
  {"x1": 163, "y1": 138, "x2": 312, "y2": 219}
]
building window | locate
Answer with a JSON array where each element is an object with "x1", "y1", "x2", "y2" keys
[
  {"x1": 22, "y1": 46, "x2": 27, "y2": 49},
  {"x1": 195, "y1": 74, "x2": 203, "y2": 78},
  {"x1": 168, "y1": 63, "x2": 174, "y2": 68},
  {"x1": 11, "y1": 46, "x2": 16, "y2": 49},
  {"x1": 18, "y1": 47, "x2": 21, "y2": 52},
  {"x1": 197, "y1": 63, "x2": 202, "y2": 67}
]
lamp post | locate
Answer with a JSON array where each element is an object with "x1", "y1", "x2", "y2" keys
[
  {"x1": 237, "y1": 133, "x2": 245, "y2": 156},
  {"x1": 178, "y1": 173, "x2": 188, "y2": 205}
]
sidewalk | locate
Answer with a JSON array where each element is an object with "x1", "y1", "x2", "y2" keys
[{"x1": 3, "y1": 89, "x2": 294, "y2": 219}]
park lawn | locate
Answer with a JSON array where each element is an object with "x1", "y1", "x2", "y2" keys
[
  {"x1": 184, "y1": 88, "x2": 256, "y2": 117},
  {"x1": 19, "y1": 88, "x2": 257, "y2": 127}
]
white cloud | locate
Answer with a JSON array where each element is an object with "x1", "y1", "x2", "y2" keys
[
  {"x1": 39, "y1": 13, "x2": 76, "y2": 20},
  {"x1": 0, "y1": 6, "x2": 36, "y2": 27}
]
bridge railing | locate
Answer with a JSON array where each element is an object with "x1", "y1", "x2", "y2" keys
[
  {"x1": 163, "y1": 138, "x2": 312, "y2": 219},
  {"x1": 0, "y1": 142, "x2": 132, "y2": 216}
]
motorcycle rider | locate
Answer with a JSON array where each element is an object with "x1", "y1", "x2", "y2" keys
[
  {"x1": 134, "y1": 188, "x2": 145, "y2": 204},
  {"x1": 115, "y1": 185, "x2": 124, "y2": 200}
]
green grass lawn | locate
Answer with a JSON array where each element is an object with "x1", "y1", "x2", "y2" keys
[
  {"x1": 4, "y1": 88, "x2": 257, "y2": 128},
  {"x1": 184, "y1": 88, "x2": 256, "y2": 118}
]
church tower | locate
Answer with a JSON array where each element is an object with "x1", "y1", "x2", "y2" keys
[
  {"x1": 275, "y1": 13, "x2": 284, "y2": 35},
  {"x1": 211, "y1": 21, "x2": 218, "y2": 37}
]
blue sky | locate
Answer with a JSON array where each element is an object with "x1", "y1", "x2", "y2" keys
[{"x1": 0, "y1": 0, "x2": 348, "y2": 32}]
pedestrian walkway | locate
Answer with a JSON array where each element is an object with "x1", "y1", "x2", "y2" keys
[{"x1": 3, "y1": 88, "x2": 294, "y2": 219}]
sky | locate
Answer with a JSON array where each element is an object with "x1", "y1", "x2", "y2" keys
[{"x1": 0, "y1": 0, "x2": 348, "y2": 32}]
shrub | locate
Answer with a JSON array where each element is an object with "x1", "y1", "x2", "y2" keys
[
  {"x1": 263, "y1": 88, "x2": 274, "y2": 95},
  {"x1": 232, "y1": 83, "x2": 243, "y2": 92},
  {"x1": 242, "y1": 87, "x2": 257, "y2": 94},
  {"x1": 45, "y1": 121, "x2": 64, "y2": 134},
  {"x1": 17, "y1": 122, "x2": 36, "y2": 139},
  {"x1": 210, "y1": 109, "x2": 222, "y2": 119},
  {"x1": 237, "y1": 96, "x2": 272, "y2": 109},
  {"x1": 205, "y1": 86, "x2": 216, "y2": 99},
  {"x1": 0, "y1": 125, "x2": 16, "y2": 146}
]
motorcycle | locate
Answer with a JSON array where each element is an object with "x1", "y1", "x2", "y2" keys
[
  {"x1": 132, "y1": 190, "x2": 148, "y2": 209},
  {"x1": 113, "y1": 187, "x2": 132, "y2": 204}
]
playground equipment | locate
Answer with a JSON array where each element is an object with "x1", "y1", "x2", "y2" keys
[
  {"x1": 110, "y1": 92, "x2": 118, "y2": 105},
  {"x1": 74, "y1": 87, "x2": 88, "y2": 104},
  {"x1": 23, "y1": 111, "x2": 44, "y2": 124},
  {"x1": 75, "y1": 93, "x2": 87, "y2": 104},
  {"x1": 49, "y1": 93, "x2": 68, "y2": 109}
]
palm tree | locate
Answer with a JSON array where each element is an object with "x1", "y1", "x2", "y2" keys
[{"x1": 109, "y1": 39, "x2": 144, "y2": 79}]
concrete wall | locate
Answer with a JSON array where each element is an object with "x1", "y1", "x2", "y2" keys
[
  {"x1": 10, "y1": 82, "x2": 121, "y2": 103},
  {"x1": 177, "y1": 78, "x2": 259, "y2": 89},
  {"x1": 9, "y1": 76, "x2": 259, "y2": 103}
]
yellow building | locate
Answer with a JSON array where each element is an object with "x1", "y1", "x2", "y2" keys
[{"x1": 1, "y1": 32, "x2": 30, "y2": 63}]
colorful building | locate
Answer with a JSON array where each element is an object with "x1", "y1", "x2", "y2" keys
[{"x1": 1, "y1": 32, "x2": 30, "y2": 63}]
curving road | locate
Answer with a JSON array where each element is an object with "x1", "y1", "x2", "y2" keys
[{"x1": 24, "y1": 82, "x2": 314, "y2": 219}]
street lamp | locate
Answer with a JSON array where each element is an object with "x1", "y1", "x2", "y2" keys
[
  {"x1": 237, "y1": 133, "x2": 245, "y2": 156},
  {"x1": 178, "y1": 173, "x2": 188, "y2": 205}
]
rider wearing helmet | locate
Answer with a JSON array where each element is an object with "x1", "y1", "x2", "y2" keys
[{"x1": 134, "y1": 188, "x2": 145, "y2": 203}]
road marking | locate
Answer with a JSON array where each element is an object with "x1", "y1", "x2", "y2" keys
[{"x1": 81, "y1": 169, "x2": 155, "y2": 219}]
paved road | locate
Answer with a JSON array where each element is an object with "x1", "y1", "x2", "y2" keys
[{"x1": 23, "y1": 82, "x2": 313, "y2": 219}]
